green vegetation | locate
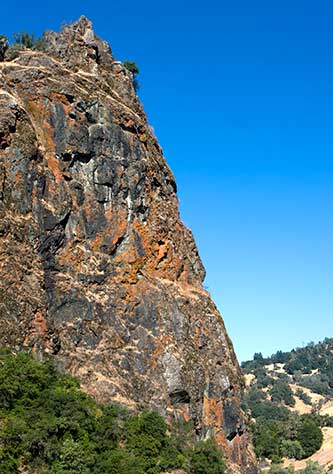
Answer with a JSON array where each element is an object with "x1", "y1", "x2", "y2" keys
[
  {"x1": 4, "y1": 31, "x2": 45, "y2": 60},
  {"x1": 241, "y1": 341, "x2": 333, "y2": 463},
  {"x1": 296, "y1": 417, "x2": 323, "y2": 458},
  {"x1": 279, "y1": 440, "x2": 305, "y2": 460},
  {"x1": 242, "y1": 338, "x2": 333, "y2": 397},
  {"x1": 124, "y1": 60, "x2": 139, "y2": 75},
  {"x1": 187, "y1": 440, "x2": 226, "y2": 474},
  {"x1": 124, "y1": 60, "x2": 140, "y2": 92},
  {"x1": 3, "y1": 31, "x2": 46, "y2": 60},
  {"x1": 267, "y1": 461, "x2": 324, "y2": 474},
  {"x1": 245, "y1": 391, "x2": 323, "y2": 462},
  {"x1": 267, "y1": 465, "x2": 296, "y2": 474},
  {"x1": 295, "y1": 388, "x2": 312, "y2": 406},
  {"x1": 5, "y1": 44, "x2": 23, "y2": 60},
  {"x1": 270, "y1": 381, "x2": 295, "y2": 407},
  {"x1": 13, "y1": 32, "x2": 35, "y2": 49},
  {"x1": 0, "y1": 350, "x2": 225, "y2": 473},
  {"x1": 13, "y1": 32, "x2": 45, "y2": 51}
]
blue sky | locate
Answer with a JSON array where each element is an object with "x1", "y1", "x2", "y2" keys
[{"x1": 2, "y1": 1, "x2": 333, "y2": 361}]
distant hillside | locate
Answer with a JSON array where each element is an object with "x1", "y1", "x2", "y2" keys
[{"x1": 241, "y1": 339, "x2": 333, "y2": 473}]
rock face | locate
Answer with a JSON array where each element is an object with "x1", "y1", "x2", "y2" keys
[{"x1": 0, "y1": 18, "x2": 257, "y2": 473}]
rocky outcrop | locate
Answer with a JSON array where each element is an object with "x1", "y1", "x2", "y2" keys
[
  {"x1": 0, "y1": 17, "x2": 257, "y2": 473},
  {"x1": 0, "y1": 35, "x2": 8, "y2": 61}
]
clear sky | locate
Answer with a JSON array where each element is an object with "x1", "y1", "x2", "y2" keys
[{"x1": 2, "y1": 1, "x2": 333, "y2": 362}]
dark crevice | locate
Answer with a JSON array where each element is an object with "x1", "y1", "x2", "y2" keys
[
  {"x1": 62, "y1": 152, "x2": 73, "y2": 163},
  {"x1": 0, "y1": 132, "x2": 11, "y2": 150},
  {"x1": 176, "y1": 263, "x2": 185, "y2": 279},
  {"x1": 151, "y1": 177, "x2": 161, "y2": 188},
  {"x1": 93, "y1": 181, "x2": 112, "y2": 188},
  {"x1": 75, "y1": 152, "x2": 92, "y2": 164},
  {"x1": 38, "y1": 229, "x2": 65, "y2": 259},
  {"x1": 157, "y1": 252, "x2": 168, "y2": 268},
  {"x1": 0, "y1": 164, "x2": 6, "y2": 201},
  {"x1": 165, "y1": 174, "x2": 177, "y2": 193},
  {"x1": 67, "y1": 152, "x2": 93, "y2": 166},
  {"x1": 226, "y1": 431, "x2": 238, "y2": 442},
  {"x1": 227, "y1": 427, "x2": 245, "y2": 442},
  {"x1": 119, "y1": 121, "x2": 137, "y2": 134},
  {"x1": 59, "y1": 211, "x2": 71, "y2": 230},
  {"x1": 48, "y1": 332, "x2": 61, "y2": 354},
  {"x1": 64, "y1": 93, "x2": 75, "y2": 104},
  {"x1": 101, "y1": 234, "x2": 125, "y2": 256},
  {"x1": 136, "y1": 203, "x2": 148, "y2": 216},
  {"x1": 93, "y1": 45, "x2": 101, "y2": 65},
  {"x1": 169, "y1": 389, "x2": 191, "y2": 404}
]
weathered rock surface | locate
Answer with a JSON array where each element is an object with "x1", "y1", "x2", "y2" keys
[{"x1": 0, "y1": 17, "x2": 257, "y2": 473}]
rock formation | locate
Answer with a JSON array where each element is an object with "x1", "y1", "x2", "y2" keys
[{"x1": 0, "y1": 18, "x2": 257, "y2": 473}]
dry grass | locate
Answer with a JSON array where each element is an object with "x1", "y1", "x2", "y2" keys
[
  {"x1": 321, "y1": 400, "x2": 333, "y2": 417},
  {"x1": 244, "y1": 373, "x2": 256, "y2": 387},
  {"x1": 265, "y1": 363, "x2": 286, "y2": 374}
]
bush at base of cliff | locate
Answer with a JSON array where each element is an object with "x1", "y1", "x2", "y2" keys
[
  {"x1": 50, "y1": 437, "x2": 94, "y2": 474},
  {"x1": 186, "y1": 439, "x2": 226, "y2": 474},
  {"x1": 0, "y1": 350, "x2": 225, "y2": 474}
]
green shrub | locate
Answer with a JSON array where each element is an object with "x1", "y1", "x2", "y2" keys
[
  {"x1": 124, "y1": 60, "x2": 140, "y2": 92},
  {"x1": 94, "y1": 449, "x2": 143, "y2": 474},
  {"x1": 270, "y1": 382, "x2": 295, "y2": 407},
  {"x1": 295, "y1": 388, "x2": 312, "y2": 405},
  {"x1": 13, "y1": 32, "x2": 45, "y2": 51},
  {"x1": 268, "y1": 464, "x2": 295, "y2": 474},
  {"x1": 280, "y1": 439, "x2": 305, "y2": 459},
  {"x1": 297, "y1": 417, "x2": 323, "y2": 457},
  {"x1": 187, "y1": 439, "x2": 226, "y2": 474},
  {"x1": 249, "y1": 400, "x2": 291, "y2": 421},
  {"x1": 0, "y1": 350, "x2": 218, "y2": 473},
  {"x1": 50, "y1": 437, "x2": 94, "y2": 474},
  {"x1": 13, "y1": 32, "x2": 35, "y2": 48},
  {"x1": 252, "y1": 421, "x2": 283, "y2": 460},
  {"x1": 124, "y1": 60, "x2": 139, "y2": 75},
  {"x1": 299, "y1": 461, "x2": 324, "y2": 474},
  {"x1": 5, "y1": 44, "x2": 24, "y2": 61}
]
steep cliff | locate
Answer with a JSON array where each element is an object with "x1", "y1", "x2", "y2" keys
[{"x1": 0, "y1": 18, "x2": 256, "y2": 473}]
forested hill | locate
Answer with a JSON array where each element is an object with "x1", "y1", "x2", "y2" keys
[
  {"x1": 241, "y1": 339, "x2": 333, "y2": 473},
  {"x1": 242, "y1": 338, "x2": 333, "y2": 393}
]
